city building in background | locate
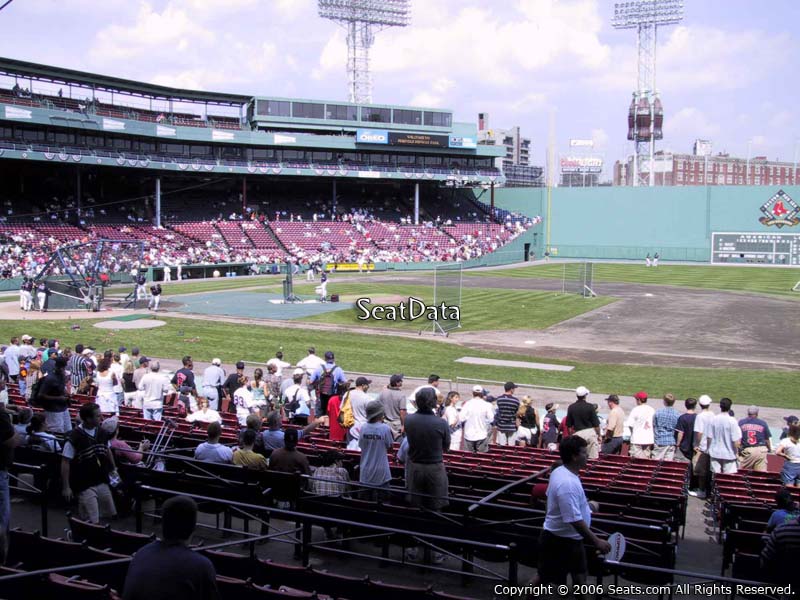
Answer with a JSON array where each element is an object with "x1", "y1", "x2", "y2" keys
[
  {"x1": 614, "y1": 145, "x2": 800, "y2": 186},
  {"x1": 478, "y1": 112, "x2": 543, "y2": 187}
]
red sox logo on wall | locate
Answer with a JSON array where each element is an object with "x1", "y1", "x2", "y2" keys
[{"x1": 759, "y1": 190, "x2": 800, "y2": 228}]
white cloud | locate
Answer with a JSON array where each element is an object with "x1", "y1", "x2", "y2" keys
[
  {"x1": 665, "y1": 107, "x2": 720, "y2": 140},
  {"x1": 591, "y1": 128, "x2": 609, "y2": 149},
  {"x1": 511, "y1": 92, "x2": 547, "y2": 113}
]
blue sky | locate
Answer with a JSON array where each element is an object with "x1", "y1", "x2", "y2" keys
[{"x1": 0, "y1": 0, "x2": 797, "y2": 176}]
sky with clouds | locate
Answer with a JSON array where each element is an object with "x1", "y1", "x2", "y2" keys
[{"x1": 0, "y1": 0, "x2": 797, "y2": 177}]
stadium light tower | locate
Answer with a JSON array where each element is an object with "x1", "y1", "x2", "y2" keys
[
  {"x1": 612, "y1": 0, "x2": 683, "y2": 186},
  {"x1": 318, "y1": 0, "x2": 410, "y2": 105}
]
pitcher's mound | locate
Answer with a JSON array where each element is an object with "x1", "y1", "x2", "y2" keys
[{"x1": 94, "y1": 319, "x2": 167, "y2": 330}]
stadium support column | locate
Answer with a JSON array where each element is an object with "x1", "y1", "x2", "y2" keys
[
  {"x1": 331, "y1": 179, "x2": 337, "y2": 217},
  {"x1": 490, "y1": 182, "x2": 495, "y2": 221},
  {"x1": 155, "y1": 177, "x2": 161, "y2": 228},
  {"x1": 414, "y1": 183, "x2": 419, "y2": 225},
  {"x1": 75, "y1": 166, "x2": 82, "y2": 222},
  {"x1": 242, "y1": 177, "x2": 247, "y2": 213}
]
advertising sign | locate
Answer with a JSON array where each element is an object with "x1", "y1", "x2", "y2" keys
[
  {"x1": 356, "y1": 129, "x2": 389, "y2": 144},
  {"x1": 560, "y1": 156, "x2": 603, "y2": 173},
  {"x1": 388, "y1": 132, "x2": 448, "y2": 148}
]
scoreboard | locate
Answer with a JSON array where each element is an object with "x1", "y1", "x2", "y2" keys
[{"x1": 711, "y1": 232, "x2": 800, "y2": 266}]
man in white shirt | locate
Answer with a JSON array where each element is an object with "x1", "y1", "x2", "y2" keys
[
  {"x1": 624, "y1": 391, "x2": 655, "y2": 459},
  {"x1": 4, "y1": 338, "x2": 19, "y2": 382},
  {"x1": 296, "y1": 347, "x2": 325, "y2": 376},
  {"x1": 706, "y1": 397, "x2": 742, "y2": 474},
  {"x1": 266, "y1": 351, "x2": 291, "y2": 377},
  {"x1": 137, "y1": 362, "x2": 171, "y2": 421},
  {"x1": 690, "y1": 395, "x2": 716, "y2": 498},
  {"x1": 347, "y1": 377, "x2": 372, "y2": 441},
  {"x1": 406, "y1": 374, "x2": 441, "y2": 415},
  {"x1": 459, "y1": 387, "x2": 496, "y2": 453},
  {"x1": 201, "y1": 358, "x2": 226, "y2": 410},
  {"x1": 539, "y1": 435, "x2": 611, "y2": 586}
]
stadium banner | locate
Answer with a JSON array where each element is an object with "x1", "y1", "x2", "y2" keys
[
  {"x1": 156, "y1": 125, "x2": 176, "y2": 137},
  {"x1": 102, "y1": 118, "x2": 125, "y2": 131},
  {"x1": 273, "y1": 133, "x2": 296, "y2": 144},
  {"x1": 388, "y1": 132, "x2": 448, "y2": 148},
  {"x1": 211, "y1": 130, "x2": 235, "y2": 141},
  {"x1": 560, "y1": 156, "x2": 603, "y2": 174},
  {"x1": 356, "y1": 129, "x2": 389, "y2": 144},
  {"x1": 4, "y1": 106, "x2": 31, "y2": 120},
  {"x1": 357, "y1": 171, "x2": 380, "y2": 179},
  {"x1": 570, "y1": 139, "x2": 594, "y2": 147},
  {"x1": 325, "y1": 262, "x2": 375, "y2": 272},
  {"x1": 449, "y1": 136, "x2": 477, "y2": 149}
]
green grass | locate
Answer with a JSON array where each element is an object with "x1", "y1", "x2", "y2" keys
[
  {"x1": 1, "y1": 316, "x2": 795, "y2": 408},
  {"x1": 105, "y1": 276, "x2": 284, "y2": 297},
  {"x1": 290, "y1": 282, "x2": 615, "y2": 331},
  {"x1": 467, "y1": 263, "x2": 800, "y2": 298}
]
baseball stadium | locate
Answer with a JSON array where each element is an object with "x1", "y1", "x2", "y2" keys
[{"x1": 0, "y1": 2, "x2": 799, "y2": 600}]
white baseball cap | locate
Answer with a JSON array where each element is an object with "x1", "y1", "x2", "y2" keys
[
  {"x1": 293, "y1": 367, "x2": 305, "y2": 376},
  {"x1": 211, "y1": 358, "x2": 221, "y2": 366},
  {"x1": 576, "y1": 386, "x2": 590, "y2": 397},
  {"x1": 698, "y1": 395, "x2": 712, "y2": 407},
  {"x1": 472, "y1": 385, "x2": 484, "y2": 393}
]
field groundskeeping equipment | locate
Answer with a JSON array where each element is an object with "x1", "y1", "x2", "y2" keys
[
  {"x1": 561, "y1": 262, "x2": 597, "y2": 298},
  {"x1": 421, "y1": 263, "x2": 463, "y2": 337},
  {"x1": 34, "y1": 239, "x2": 144, "y2": 311}
]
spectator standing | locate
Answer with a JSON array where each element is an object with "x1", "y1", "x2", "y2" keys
[
  {"x1": 95, "y1": 357, "x2": 120, "y2": 415},
  {"x1": 39, "y1": 356, "x2": 72, "y2": 433},
  {"x1": 540, "y1": 403, "x2": 561, "y2": 450},
  {"x1": 347, "y1": 376, "x2": 372, "y2": 441},
  {"x1": 690, "y1": 395, "x2": 715, "y2": 499},
  {"x1": 494, "y1": 382, "x2": 521, "y2": 446},
  {"x1": 538, "y1": 436, "x2": 611, "y2": 587},
  {"x1": 358, "y1": 401, "x2": 394, "y2": 500},
  {"x1": 515, "y1": 396, "x2": 539, "y2": 448},
  {"x1": 68, "y1": 343, "x2": 86, "y2": 393},
  {"x1": 61, "y1": 403, "x2": 117, "y2": 524},
  {"x1": 377, "y1": 374, "x2": 407, "y2": 439},
  {"x1": 652, "y1": 394, "x2": 680, "y2": 460},
  {"x1": 266, "y1": 351, "x2": 291, "y2": 377},
  {"x1": 566, "y1": 386, "x2": 601, "y2": 459},
  {"x1": 138, "y1": 362, "x2": 171, "y2": 421},
  {"x1": 443, "y1": 391, "x2": 463, "y2": 451},
  {"x1": 233, "y1": 376, "x2": 266, "y2": 426},
  {"x1": 194, "y1": 422, "x2": 233, "y2": 464},
  {"x1": 776, "y1": 423, "x2": 800, "y2": 487},
  {"x1": 407, "y1": 374, "x2": 441, "y2": 415},
  {"x1": 781, "y1": 416, "x2": 799, "y2": 440},
  {"x1": 601, "y1": 395, "x2": 625, "y2": 455},
  {"x1": 459, "y1": 386, "x2": 495, "y2": 452},
  {"x1": 296, "y1": 347, "x2": 325, "y2": 377},
  {"x1": 122, "y1": 496, "x2": 219, "y2": 600},
  {"x1": 326, "y1": 382, "x2": 350, "y2": 443},
  {"x1": 4, "y1": 338, "x2": 19, "y2": 382},
  {"x1": 282, "y1": 369, "x2": 312, "y2": 426},
  {"x1": 675, "y1": 398, "x2": 698, "y2": 463},
  {"x1": 706, "y1": 397, "x2": 742, "y2": 474},
  {"x1": 202, "y1": 358, "x2": 226, "y2": 410},
  {"x1": 625, "y1": 391, "x2": 655, "y2": 459},
  {"x1": 738, "y1": 406, "x2": 772, "y2": 472},
  {"x1": 308, "y1": 351, "x2": 346, "y2": 417},
  {"x1": 223, "y1": 361, "x2": 247, "y2": 410},
  {"x1": 171, "y1": 356, "x2": 198, "y2": 398}
]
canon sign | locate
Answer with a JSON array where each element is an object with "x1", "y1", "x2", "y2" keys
[{"x1": 356, "y1": 129, "x2": 389, "y2": 144}]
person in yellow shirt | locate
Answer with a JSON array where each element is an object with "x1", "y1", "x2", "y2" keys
[{"x1": 233, "y1": 429, "x2": 268, "y2": 471}]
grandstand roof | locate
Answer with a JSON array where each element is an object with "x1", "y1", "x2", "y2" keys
[{"x1": 0, "y1": 56, "x2": 251, "y2": 106}]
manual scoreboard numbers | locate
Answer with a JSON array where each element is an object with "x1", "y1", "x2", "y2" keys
[{"x1": 711, "y1": 232, "x2": 800, "y2": 266}]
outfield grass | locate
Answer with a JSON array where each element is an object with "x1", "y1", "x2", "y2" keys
[
  {"x1": 291, "y1": 282, "x2": 615, "y2": 331},
  {"x1": 467, "y1": 263, "x2": 800, "y2": 298},
  {"x1": 1, "y1": 316, "x2": 795, "y2": 408}
]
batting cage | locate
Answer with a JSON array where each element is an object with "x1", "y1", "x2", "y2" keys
[
  {"x1": 422, "y1": 263, "x2": 463, "y2": 336},
  {"x1": 560, "y1": 262, "x2": 597, "y2": 298}
]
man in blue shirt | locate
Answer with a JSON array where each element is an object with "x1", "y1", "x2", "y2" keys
[
  {"x1": 738, "y1": 406, "x2": 772, "y2": 472},
  {"x1": 261, "y1": 411, "x2": 324, "y2": 451},
  {"x1": 653, "y1": 393, "x2": 680, "y2": 461}
]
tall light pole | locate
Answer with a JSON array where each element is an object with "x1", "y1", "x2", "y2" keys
[
  {"x1": 318, "y1": 0, "x2": 411, "y2": 104},
  {"x1": 613, "y1": 0, "x2": 684, "y2": 187}
]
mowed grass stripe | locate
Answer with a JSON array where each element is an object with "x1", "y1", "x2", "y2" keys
[
  {"x1": 467, "y1": 263, "x2": 800, "y2": 297},
  {"x1": 0, "y1": 316, "x2": 795, "y2": 408},
  {"x1": 292, "y1": 282, "x2": 615, "y2": 331}
]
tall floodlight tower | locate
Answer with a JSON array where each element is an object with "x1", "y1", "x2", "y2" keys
[
  {"x1": 318, "y1": 0, "x2": 411, "y2": 104},
  {"x1": 612, "y1": 0, "x2": 683, "y2": 186}
]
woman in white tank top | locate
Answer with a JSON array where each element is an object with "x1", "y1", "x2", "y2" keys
[{"x1": 95, "y1": 358, "x2": 119, "y2": 415}]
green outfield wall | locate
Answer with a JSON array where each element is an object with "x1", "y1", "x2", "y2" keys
[{"x1": 484, "y1": 185, "x2": 800, "y2": 262}]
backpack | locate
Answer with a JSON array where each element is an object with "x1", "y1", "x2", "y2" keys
[
  {"x1": 285, "y1": 388, "x2": 301, "y2": 413},
  {"x1": 338, "y1": 391, "x2": 355, "y2": 429},
  {"x1": 29, "y1": 376, "x2": 45, "y2": 408},
  {"x1": 317, "y1": 366, "x2": 336, "y2": 396}
]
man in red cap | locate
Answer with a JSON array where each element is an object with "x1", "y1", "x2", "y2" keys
[{"x1": 625, "y1": 391, "x2": 655, "y2": 459}]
